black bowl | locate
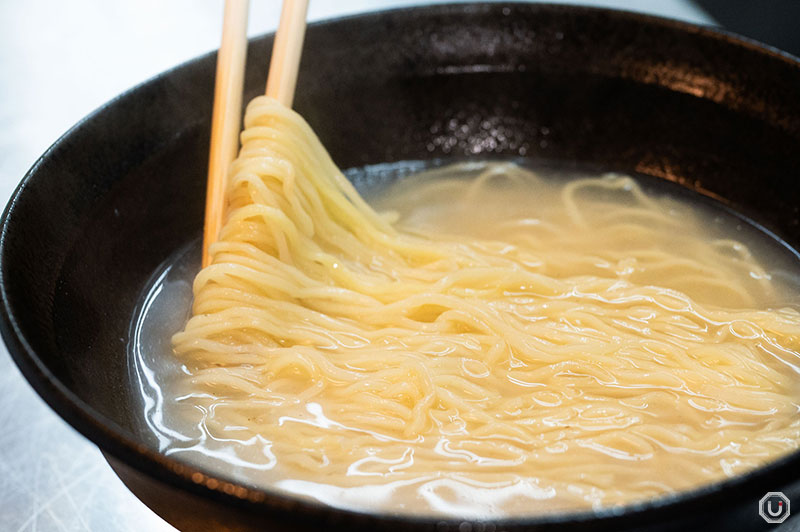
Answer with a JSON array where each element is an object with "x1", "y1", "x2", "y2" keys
[{"x1": 2, "y1": 4, "x2": 800, "y2": 531}]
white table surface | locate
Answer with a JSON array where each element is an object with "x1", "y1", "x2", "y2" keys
[{"x1": 0, "y1": 2, "x2": 713, "y2": 530}]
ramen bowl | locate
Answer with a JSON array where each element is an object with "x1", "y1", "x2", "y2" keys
[{"x1": 2, "y1": 4, "x2": 800, "y2": 531}]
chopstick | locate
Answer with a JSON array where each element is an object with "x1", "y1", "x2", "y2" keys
[
  {"x1": 202, "y1": 0, "x2": 308, "y2": 268},
  {"x1": 202, "y1": 0, "x2": 249, "y2": 269},
  {"x1": 266, "y1": 0, "x2": 309, "y2": 106}
]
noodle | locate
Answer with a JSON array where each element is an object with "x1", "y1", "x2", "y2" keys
[{"x1": 167, "y1": 96, "x2": 800, "y2": 516}]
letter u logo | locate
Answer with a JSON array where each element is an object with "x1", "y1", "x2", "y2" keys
[{"x1": 768, "y1": 500, "x2": 784, "y2": 517}]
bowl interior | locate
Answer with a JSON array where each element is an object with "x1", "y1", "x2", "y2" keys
[{"x1": 2, "y1": 3, "x2": 800, "y2": 528}]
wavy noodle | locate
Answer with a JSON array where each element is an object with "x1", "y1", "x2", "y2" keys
[{"x1": 169, "y1": 96, "x2": 800, "y2": 516}]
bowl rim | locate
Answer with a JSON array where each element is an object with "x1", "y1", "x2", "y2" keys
[{"x1": 2, "y1": 2, "x2": 800, "y2": 528}]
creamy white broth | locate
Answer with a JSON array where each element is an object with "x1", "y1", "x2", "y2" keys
[{"x1": 131, "y1": 158, "x2": 800, "y2": 517}]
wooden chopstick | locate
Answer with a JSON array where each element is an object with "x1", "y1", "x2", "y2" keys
[
  {"x1": 202, "y1": 0, "x2": 249, "y2": 268},
  {"x1": 266, "y1": 0, "x2": 309, "y2": 106}
]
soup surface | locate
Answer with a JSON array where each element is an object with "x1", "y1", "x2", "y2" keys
[{"x1": 132, "y1": 160, "x2": 800, "y2": 517}]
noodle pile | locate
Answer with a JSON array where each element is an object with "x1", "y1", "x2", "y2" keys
[{"x1": 171, "y1": 96, "x2": 800, "y2": 515}]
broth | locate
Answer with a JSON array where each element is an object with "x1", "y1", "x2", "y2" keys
[{"x1": 130, "y1": 161, "x2": 800, "y2": 517}]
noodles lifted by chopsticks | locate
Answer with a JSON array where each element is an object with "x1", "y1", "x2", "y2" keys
[{"x1": 172, "y1": 96, "x2": 800, "y2": 515}]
